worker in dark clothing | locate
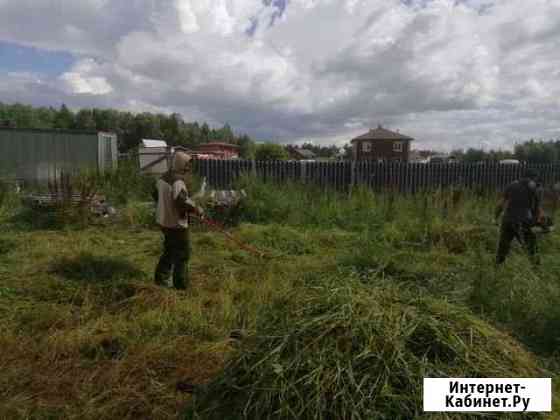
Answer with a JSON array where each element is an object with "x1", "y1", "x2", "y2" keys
[
  {"x1": 152, "y1": 151, "x2": 203, "y2": 290},
  {"x1": 495, "y1": 169, "x2": 544, "y2": 266}
]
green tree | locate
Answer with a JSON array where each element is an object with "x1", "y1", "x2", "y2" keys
[
  {"x1": 53, "y1": 104, "x2": 75, "y2": 129},
  {"x1": 35, "y1": 106, "x2": 57, "y2": 128},
  {"x1": 200, "y1": 122, "x2": 210, "y2": 143},
  {"x1": 7, "y1": 103, "x2": 37, "y2": 127},
  {"x1": 161, "y1": 113, "x2": 183, "y2": 146},
  {"x1": 75, "y1": 109, "x2": 96, "y2": 130},
  {"x1": 255, "y1": 143, "x2": 289, "y2": 161},
  {"x1": 133, "y1": 113, "x2": 163, "y2": 144},
  {"x1": 515, "y1": 140, "x2": 558, "y2": 163},
  {"x1": 220, "y1": 123, "x2": 235, "y2": 143},
  {"x1": 462, "y1": 148, "x2": 486, "y2": 163},
  {"x1": 238, "y1": 134, "x2": 256, "y2": 159},
  {"x1": 342, "y1": 143, "x2": 353, "y2": 160}
]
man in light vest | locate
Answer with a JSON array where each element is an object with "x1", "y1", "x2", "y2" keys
[{"x1": 153, "y1": 151, "x2": 203, "y2": 290}]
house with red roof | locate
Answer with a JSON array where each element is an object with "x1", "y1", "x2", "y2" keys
[
  {"x1": 195, "y1": 142, "x2": 240, "y2": 159},
  {"x1": 351, "y1": 125, "x2": 414, "y2": 162}
]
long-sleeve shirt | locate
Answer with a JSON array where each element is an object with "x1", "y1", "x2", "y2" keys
[{"x1": 154, "y1": 173, "x2": 195, "y2": 229}]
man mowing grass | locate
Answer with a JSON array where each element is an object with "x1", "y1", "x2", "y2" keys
[
  {"x1": 494, "y1": 169, "x2": 545, "y2": 266},
  {"x1": 152, "y1": 151, "x2": 204, "y2": 290}
]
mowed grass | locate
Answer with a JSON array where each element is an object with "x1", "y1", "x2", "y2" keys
[
  {"x1": 0, "y1": 179, "x2": 560, "y2": 419},
  {"x1": 0, "y1": 219, "x2": 345, "y2": 418}
]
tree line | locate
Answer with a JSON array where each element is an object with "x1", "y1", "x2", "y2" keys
[
  {"x1": 0, "y1": 103, "x2": 259, "y2": 157},
  {"x1": 0, "y1": 103, "x2": 346, "y2": 160},
  {"x1": 450, "y1": 140, "x2": 560, "y2": 164},
  {"x1": 2, "y1": 102, "x2": 558, "y2": 163},
  {"x1": 0, "y1": 103, "x2": 347, "y2": 160}
]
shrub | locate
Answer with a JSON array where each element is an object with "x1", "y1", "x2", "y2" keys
[{"x1": 97, "y1": 159, "x2": 155, "y2": 205}]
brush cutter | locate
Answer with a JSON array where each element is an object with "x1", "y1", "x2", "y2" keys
[
  {"x1": 195, "y1": 215, "x2": 269, "y2": 259},
  {"x1": 530, "y1": 215, "x2": 555, "y2": 234},
  {"x1": 493, "y1": 216, "x2": 555, "y2": 235}
]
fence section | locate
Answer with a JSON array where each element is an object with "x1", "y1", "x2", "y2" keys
[{"x1": 194, "y1": 160, "x2": 560, "y2": 192}]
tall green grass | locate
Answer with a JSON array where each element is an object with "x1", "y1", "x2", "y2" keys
[{"x1": 234, "y1": 175, "x2": 497, "y2": 232}]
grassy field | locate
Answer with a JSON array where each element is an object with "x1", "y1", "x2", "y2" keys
[{"x1": 1, "y1": 176, "x2": 559, "y2": 419}]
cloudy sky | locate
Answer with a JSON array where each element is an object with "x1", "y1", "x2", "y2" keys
[{"x1": 0, "y1": 0, "x2": 559, "y2": 150}]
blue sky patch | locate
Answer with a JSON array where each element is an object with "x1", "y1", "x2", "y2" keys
[
  {"x1": 0, "y1": 41, "x2": 75, "y2": 76},
  {"x1": 247, "y1": 0, "x2": 288, "y2": 36}
]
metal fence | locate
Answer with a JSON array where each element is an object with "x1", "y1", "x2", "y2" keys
[{"x1": 194, "y1": 160, "x2": 560, "y2": 192}]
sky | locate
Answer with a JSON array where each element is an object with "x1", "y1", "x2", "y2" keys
[{"x1": 0, "y1": 0, "x2": 559, "y2": 151}]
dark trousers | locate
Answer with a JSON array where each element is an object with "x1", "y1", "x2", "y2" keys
[
  {"x1": 155, "y1": 227, "x2": 191, "y2": 289},
  {"x1": 496, "y1": 220, "x2": 539, "y2": 265}
]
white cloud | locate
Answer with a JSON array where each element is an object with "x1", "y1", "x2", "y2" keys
[
  {"x1": 176, "y1": 0, "x2": 200, "y2": 34},
  {"x1": 0, "y1": 0, "x2": 560, "y2": 149},
  {"x1": 59, "y1": 59, "x2": 113, "y2": 95},
  {"x1": 59, "y1": 72, "x2": 113, "y2": 95}
]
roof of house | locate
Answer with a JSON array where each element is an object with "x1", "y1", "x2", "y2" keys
[
  {"x1": 351, "y1": 125, "x2": 414, "y2": 142},
  {"x1": 141, "y1": 139, "x2": 168, "y2": 148},
  {"x1": 293, "y1": 149, "x2": 316, "y2": 159},
  {"x1": 197, "y1": 142, "x2": 240, "y2": 149},
  {"x1": 172, "y1": 146, "x2": 195, "y2": 154}
]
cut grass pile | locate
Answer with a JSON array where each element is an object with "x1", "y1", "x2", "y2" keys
[{"x1": 187, "y1": 277, "x2": 544, "y2": 420}]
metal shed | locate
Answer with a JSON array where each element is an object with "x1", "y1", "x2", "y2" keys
[{"x1": 0, "y1": 128, "x2": 118, "y2": 183}]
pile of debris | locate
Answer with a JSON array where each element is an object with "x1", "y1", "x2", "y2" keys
[
  {"x1": 20, "y1": 172, "x2": 116, "y2": 218},
  {"x1": 22, "y1": 192, "x2": 116, "y2": 217},
  {"x1": 193, "y1": 178, "x2": 246, "y2": 207},
  {"x1": 192, "y1": 178, "x2": 247, "y2": 226}
]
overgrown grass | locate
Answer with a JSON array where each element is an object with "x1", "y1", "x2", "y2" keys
[
  {"x1": 1, "y1": 175, "x2": 559, "y2": 419},
  {"x1": 235, "y1": 175, "x2": 496, "y2": 234}
]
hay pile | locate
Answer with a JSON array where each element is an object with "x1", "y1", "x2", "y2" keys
[{"x1": 186, "y1": 277, "x2": 545, "y2": 420}]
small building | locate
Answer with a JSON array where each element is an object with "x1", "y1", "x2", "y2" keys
[
  {"x1": 195, "y1": 142, "x2": 240, "y2": 159},
  {"x1": 351, "y1": 125, "x2": 414, "y2": 162},
  {"x1": 0, "y1": 127, "x2": 117, "y2": 183},
  {"x1": 288, "y1": 148, "x2": 317, "y2": 161},
  {"x1": 138, "y1": 139, "x2": 170, "y2": 175}
]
